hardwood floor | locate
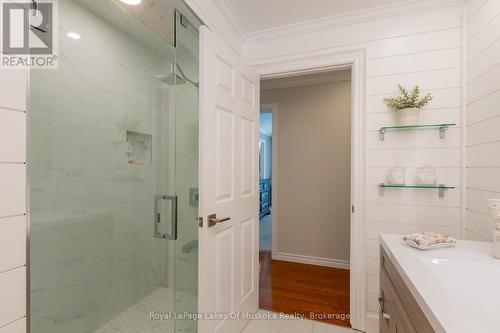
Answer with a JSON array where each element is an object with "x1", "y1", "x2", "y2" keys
[{"x1": 259, "y1": 251, "x2": 350, "y2": 328}]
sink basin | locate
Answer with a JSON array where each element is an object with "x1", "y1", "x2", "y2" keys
[{"x1": 420, "y1": 257, "x2": 500, "y2": 311}]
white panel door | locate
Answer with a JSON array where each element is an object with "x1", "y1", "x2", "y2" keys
[{"x1": 198, "y1": 26, "x2": 259, "y2": 333}]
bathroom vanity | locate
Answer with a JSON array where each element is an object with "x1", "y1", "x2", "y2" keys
[{"x1": 379, "y1": 234, "x2": 500, "y2": 333}]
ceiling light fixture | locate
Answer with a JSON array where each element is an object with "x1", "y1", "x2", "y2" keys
[
  {"x1": 67, "y1": 32, "x2": 81, "y2": 40},
  {"x1": 120, "y1": 0, "x2": 142, "y2": 5}
]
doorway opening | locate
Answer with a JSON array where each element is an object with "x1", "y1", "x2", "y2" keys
[
  {"x1": 259, "y1": 111, "x2": 273, "y2": 253},
  {"x1": 258, "y1": 68, "x2": 353, "y2": 328}
]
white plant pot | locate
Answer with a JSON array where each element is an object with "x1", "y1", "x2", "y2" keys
[{"x1": 393, "y1": 107, "x2": 420, "y2": 125}]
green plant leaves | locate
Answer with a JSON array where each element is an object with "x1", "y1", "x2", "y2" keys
[{"x1": 383, "y1": 85, "x2": 433, "y2": 111}]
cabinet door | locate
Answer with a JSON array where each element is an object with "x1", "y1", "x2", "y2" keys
[
  {"x1": 380, "y1": 290, "x2": 405, "y2": 333},
  {"x1": 381, "y1": 248, "x2": 435, "y2": 332},
  {"x1": 380, "y1": 270, "x2": 416, "y2": 333},
  {"x1": 379, "y1": 289, "x2": 390, "y2": 333},
  {"x1": 394, "y1": 315, "x2": 409, "y2": 333}
]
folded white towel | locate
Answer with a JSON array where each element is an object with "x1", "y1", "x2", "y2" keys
[{"x1": 403, "y1": 231, "x2": 456, "y2": 248}]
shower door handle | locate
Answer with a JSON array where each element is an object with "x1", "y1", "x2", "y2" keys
[{"x1": 154, "y1": 195, "x2": 177, "y2": 240}]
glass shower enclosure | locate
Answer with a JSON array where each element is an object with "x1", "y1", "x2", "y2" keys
[{"x1": 28, "y1": 1, "x2": 200, "y2": 332}]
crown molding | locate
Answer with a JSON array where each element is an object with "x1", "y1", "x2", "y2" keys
[
  {"x1": 214, "y1": 0, "x2": 249, "y2": 43},
  {"x1": 183, "y1": 0, "x2": 246, "y2": 55},
  {"x1": 245, "y1": 0, "x2": 465, "y2": 44}
]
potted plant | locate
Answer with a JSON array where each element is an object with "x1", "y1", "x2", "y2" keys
[{"x1": 384, "y1": 85, "x2": 433, "y2": 125}]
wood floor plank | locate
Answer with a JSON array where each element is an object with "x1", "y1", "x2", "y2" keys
[{"x1": 259, "y1": 251, "x2": 351, "y2": 327}]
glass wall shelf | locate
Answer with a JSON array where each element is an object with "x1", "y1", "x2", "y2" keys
[
  {"x1": 378, "y1": 183, "x2": 455, "y2": 198},
  {"x1": 378, "y1": 123, "x2": 456, "y2": 141}
]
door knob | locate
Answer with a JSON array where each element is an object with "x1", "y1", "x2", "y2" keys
[{"x1": 208, "y1": 214, "x2": 231, "y2": 227}]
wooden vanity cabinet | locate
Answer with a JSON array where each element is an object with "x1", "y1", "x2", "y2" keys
[{"x1": 380, "y1": 246, "x2": 436, "y2": 333}]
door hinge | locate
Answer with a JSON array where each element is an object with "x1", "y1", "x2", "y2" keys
[
  {"x1": 198, "y1": 217, "x2": 203, "y2": 227},
  {"x1": 352, "y1": 205, "x2": 355, "y2": 213}
]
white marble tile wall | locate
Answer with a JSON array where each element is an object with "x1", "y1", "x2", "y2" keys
[{"x1": 465, "y1": 0, "x2": 500, "y2": 241}]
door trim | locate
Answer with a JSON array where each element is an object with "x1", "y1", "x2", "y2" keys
[{"x1": 252, "y1": 48, "x2": 367, "y2": 331}]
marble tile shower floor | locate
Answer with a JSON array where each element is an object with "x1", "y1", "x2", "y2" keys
[{"x1": 95, "y1": 287, "x2": 195, "y2": 333}]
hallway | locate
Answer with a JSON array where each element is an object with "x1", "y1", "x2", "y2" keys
[
  {"x1": 259, "y1": 252, "x2": 350, "y2": 328},
  {"x1": 259, "y1": 215, "x2": 272, "y2": 252}
]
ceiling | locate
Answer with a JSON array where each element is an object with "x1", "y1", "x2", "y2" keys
[{"x1": 228, "y1": 0, "x2": 404, "y2": 33}]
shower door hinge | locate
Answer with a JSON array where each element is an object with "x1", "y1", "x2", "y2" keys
[
  {"x1": 180, "y1": 14, "x2": 189, "y2": 28},
  {"x1": 198, "y1": 217, "x2": 203, "y2": 228}
]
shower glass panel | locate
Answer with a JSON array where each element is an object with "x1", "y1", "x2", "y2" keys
[
  {"x1": 172, "y1": 10, "x2": 200, "y2": 333},
  {"x1": 28, "y1": 1, "x2": 200, "y2": 332}
]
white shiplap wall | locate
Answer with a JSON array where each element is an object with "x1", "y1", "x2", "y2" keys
[
  {"x1": 466, "y1": 0, "x2": 500, "y2": 241},
  {"x1": 0, "y1": 68, "x2": 27, "y2": 333},
  {"x1": 246, "y1": 2, "x2": 465, "y2": 332}
]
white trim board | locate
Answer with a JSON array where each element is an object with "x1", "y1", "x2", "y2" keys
[
  {"x1": 274, "y1": 252, "x2": 350, "y2": 270},
  {"x1": 261, "y1": 69, "x2": 351, "y2": 90},
  {"x1": 255, "y1": 48, "x2": 367, "y2": 332},
  {"x1": 460, "y1": 4, "x2": 467, "y2": 240}
]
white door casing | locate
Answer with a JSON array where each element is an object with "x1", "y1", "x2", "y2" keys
[
  {"x1": 252, "y1": 50, "x2": 367, "y2": 331},
  {"x1": 198, "y1": 26, "x2": 260, "y2": 333}
]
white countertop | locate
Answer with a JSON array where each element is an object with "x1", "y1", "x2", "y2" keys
[{"x1": 380, "y1": 234, "x2": 500, "y2": 333}]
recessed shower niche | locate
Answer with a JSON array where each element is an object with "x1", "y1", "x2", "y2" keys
[{"x1": 126, "y1": 130, "x2": 152, "y2": 165}]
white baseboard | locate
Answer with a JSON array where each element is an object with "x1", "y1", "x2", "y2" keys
[
  {"x1": 273, "y1": 252, "x2": 350, "y2": 269},
  {"x1": 365, "y1": 313, "x2": 379, "y2": 333}
]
